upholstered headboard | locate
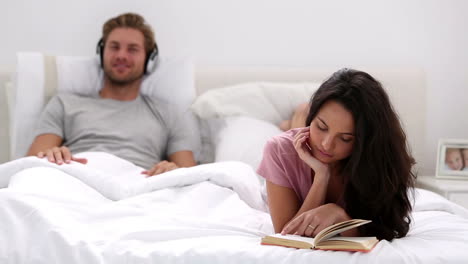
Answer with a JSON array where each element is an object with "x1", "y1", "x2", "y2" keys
[
  {"x1": 0, "y1": 71, "x2": 12, "y2": 164},
  {"x1": 1, "y1": 65, "x2": 426, "y2": 172}
]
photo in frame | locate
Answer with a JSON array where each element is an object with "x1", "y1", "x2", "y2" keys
[{"x1": 435, "y1": 139, "x2": 468, "y2": 179}]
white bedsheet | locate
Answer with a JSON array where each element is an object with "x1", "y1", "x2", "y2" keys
[{"x1": 0, "y1": 153, "x2": 468, "y2": 263}]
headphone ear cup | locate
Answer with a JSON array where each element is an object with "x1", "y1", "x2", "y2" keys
[
  {"x1": 96, "y1": 39, "x2": 104, "y2": 68},
  {"x1": 144, "y1": 43, "x2": 159, "y2": 74}
]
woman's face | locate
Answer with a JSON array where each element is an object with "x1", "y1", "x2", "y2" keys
[{"x1": 308, "y1": 100, "x2": 355, "y2": 165}]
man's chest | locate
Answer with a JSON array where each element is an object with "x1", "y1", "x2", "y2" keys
[{"x1": 63, "y1": 101, "x2": 168, "y2": 142}]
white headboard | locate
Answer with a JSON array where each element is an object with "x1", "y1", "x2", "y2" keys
[
  {"x1": 1, "y1": 66, "x2": 426, "y2": 172},
  {"x1": 195, "y1": 66, "x2": 427, "y2": 173},
  {"x1": 0, "y1": 71, "x2": 12, "y2": 164}
]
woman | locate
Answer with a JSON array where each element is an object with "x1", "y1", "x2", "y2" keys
[{"x1": 257, "y1": 68, "x2": 415, "y2": 241}]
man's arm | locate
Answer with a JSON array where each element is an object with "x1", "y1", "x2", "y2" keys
[
  {"x1": 27, "y1": 134, "x2": 87, "y2": 165},
  {"x1": 142, "y1": 99, "x2": 200, "y2": 177},
  {"x1": 142, "y1": 150, "x2": 196, "y2": 176},
  {"x1": 27, "y1": 134, "x2": 63, "y2": 156},
  {"x1": 168, "y1": 150, "x2": 197, "y2": 167}
]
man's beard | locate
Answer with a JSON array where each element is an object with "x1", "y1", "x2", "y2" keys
[{"x1": 104, "y1": 67, "x2": 143, "y2": 86}]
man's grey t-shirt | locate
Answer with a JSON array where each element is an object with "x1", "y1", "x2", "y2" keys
[{"x1": 34, "y1": 93, "x2": 200, "y2": 169}]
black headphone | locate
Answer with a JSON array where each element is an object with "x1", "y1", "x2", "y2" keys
[{"x1": 96, "y1": 38, "x2": 159, "y2": 74}]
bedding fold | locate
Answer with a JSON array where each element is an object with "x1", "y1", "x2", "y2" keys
[{"x1": 0, "y1": 152, "x2": 267, "y2": 211}]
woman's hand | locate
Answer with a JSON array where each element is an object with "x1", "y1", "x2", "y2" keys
[
  {"x1": 281, "y1": 203, "x2": 348, "y2": 237},
  {"x1": 293, "y1": 127, "x2": 329, "y2": 177},
  {"x1": 142, "y1": 160, "x2": 179, "y2": 177}
]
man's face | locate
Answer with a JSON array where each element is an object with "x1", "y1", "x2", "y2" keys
[{"x1": 102, "y1": 27, "x2": 146, "y2": 85}]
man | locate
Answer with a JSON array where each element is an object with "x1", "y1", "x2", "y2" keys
[{"x1": 27, "y1": 13, "x2": 200, "y2": 176}]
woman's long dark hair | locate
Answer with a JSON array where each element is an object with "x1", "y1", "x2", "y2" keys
[{"x1": 305, "y1": 68, "x2": 416, "y2": 241}]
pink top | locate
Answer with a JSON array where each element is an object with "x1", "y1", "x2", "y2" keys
[{"x1": 257, "y1": 128, "x2": 313, "y2": 202}]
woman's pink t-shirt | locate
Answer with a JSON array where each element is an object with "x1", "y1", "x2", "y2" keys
[{"x1": 257, "y1": 128, "x2": 312, "y2": 202}]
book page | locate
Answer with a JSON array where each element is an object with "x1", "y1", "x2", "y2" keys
[
  {"x1": 263, "y1": 219, "x2": 373, "y2": 249},
  {"x1": 324, "y1": 236, "x2": 376, "y2": 243},
  {"x1": 314, "y1": 219, "x2": 371, "y2": 245},
  {"x1": 315, "y1": 236, "x2": 379, "y2": 251},
  {"x1": 267, "y1": 233, "x2": 316, "y2": 246}
]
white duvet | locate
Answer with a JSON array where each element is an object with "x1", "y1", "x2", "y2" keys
[{"x1": 0, "y1": 152, "x2": 468, "y2": 264}]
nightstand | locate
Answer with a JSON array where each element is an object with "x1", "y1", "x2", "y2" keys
[{"x1": 416, "y1": 176, "x2": 468, "y2": 209}]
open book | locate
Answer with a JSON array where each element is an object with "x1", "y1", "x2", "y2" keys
[{"x1": 261, "y1": 219, "x2": 378, "y2": 252}]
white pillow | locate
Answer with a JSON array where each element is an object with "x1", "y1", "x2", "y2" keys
[
  {"x1": 55, "y1": 54, "x2": 195, "y2": 104},
  {"x1": 197, "y1": 117, "x2": 226, "y2": 164},
  {"x1": 191, "y1": 82, "x2": 320, "y2": 125},
  {"x1": 214, "y1": 116, "x2": 282, "y2": 175},
  {"x1": 10, "y1": 52, "x2": 195, "y2": 159}
]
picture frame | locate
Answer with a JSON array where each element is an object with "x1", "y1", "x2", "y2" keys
[{"x1": 435, "y1": 139, "x2": 468, "y2": 180}]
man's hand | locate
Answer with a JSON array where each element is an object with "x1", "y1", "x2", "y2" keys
[
  {"x1": 37, "y1": 146, "x2": 88, "y2": 165},
  {"x1": 142, "y1": 160, "x2": 179, "y2": 177}
]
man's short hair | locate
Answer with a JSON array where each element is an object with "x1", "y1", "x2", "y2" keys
[{"x1": 102, "y1": 13, "x2": 156, "y2": 55}]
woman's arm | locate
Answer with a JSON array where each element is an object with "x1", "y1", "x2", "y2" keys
[
  {"x1": 266, "y1": 180, "x2": 301, "y2": 233},
  {"x1": 266, "y1": 128, "x2": 331, "y2": 233},
  {"x1": 267, "y1": 173, "x2": 329, "y2": 233},
  {"x1": 281, "y1": 128, "x2": 331, "y2": 228},
  {"x1": 291, "y1": 170, "x2": 329, "y2": 219}
]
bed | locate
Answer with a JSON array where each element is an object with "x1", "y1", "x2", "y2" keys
[{"x1": 0, "y1": 53, "x2": 468, "y2": 263}]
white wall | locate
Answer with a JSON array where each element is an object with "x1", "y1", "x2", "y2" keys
[{"x1": 1, "y1": 0, "x2": 467, "y2": 175}]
